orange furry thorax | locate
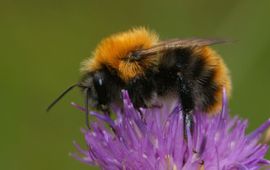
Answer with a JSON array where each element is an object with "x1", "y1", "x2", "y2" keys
[{"x1": 81, "y1": 27, "x2": 159, "y2": 81}]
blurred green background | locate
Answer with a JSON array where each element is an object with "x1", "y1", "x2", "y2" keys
[{"x1": 1, "y1": 0, "x2": 270, "y2": 169}]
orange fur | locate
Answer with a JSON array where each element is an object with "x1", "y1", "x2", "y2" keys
[
  {"x1": 194, "y1": 47, "x2": 231, "y2": 114},
  {"x1": 81, "y1": 27, "x2": 159, "y2": 81}
]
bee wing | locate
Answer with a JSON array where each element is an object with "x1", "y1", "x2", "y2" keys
[{"x1": 136, "y1": 38, "x2": 228, "y2": 57}]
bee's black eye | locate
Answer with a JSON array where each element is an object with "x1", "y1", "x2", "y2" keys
[{"x1": 93, "y1": 71, "x2": 109, "y2": 105}]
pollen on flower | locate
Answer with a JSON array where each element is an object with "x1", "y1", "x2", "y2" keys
[
  {"x1": 264, "y1": 127, "x2": 270, "y2": 144},
  {"x1": 71, "y1": 90, "x2": 270, "y2": 170}
]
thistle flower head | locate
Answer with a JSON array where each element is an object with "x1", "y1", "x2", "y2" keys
[{"x1": 72, "y1": 90, "x2": 270, "y2": 170}]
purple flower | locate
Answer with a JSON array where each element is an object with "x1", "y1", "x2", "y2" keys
[{"x1": 71, "y1": 90, "x2": 270, "y2": 170}]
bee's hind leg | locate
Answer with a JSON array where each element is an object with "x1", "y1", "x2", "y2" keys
[{"x1": 176, "y1": 72, "x2": 195, "y2": 137}]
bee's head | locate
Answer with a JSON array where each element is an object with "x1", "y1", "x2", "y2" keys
[
  {"x1": 79, "y1": 72, "x2": 105, "y2": 109},
  {"x1": 81, "y1": 27, "x2": 159, "y2": 82},
  {"x1": 79, "y1": 68, "x2": 124, "y2": 110}
]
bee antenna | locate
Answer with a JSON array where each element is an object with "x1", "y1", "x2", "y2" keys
[{"x1": 46, "y1": 83, "x2": 79, "y2": 112}]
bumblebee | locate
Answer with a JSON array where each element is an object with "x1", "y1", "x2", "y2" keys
[{"x1": 47, "y1": 27, "x2": 231, "y2": 130}]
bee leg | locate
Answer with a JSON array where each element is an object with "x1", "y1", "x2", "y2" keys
[
  {"x1": 138, "y1": 109, "x2": 146, "y2": 123},
  {"x1": 183, "y1": 111, "x2": 194, "y2": 138},
  {"x1": 176, "y1": 72, "x2": 194, "y2": 137},
  {"x1": 99, "y1": 106, "x2": 117, "y2": 132},
  {"x1": 100, "y1": 104, "x2": 111, "y2": 117}
]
